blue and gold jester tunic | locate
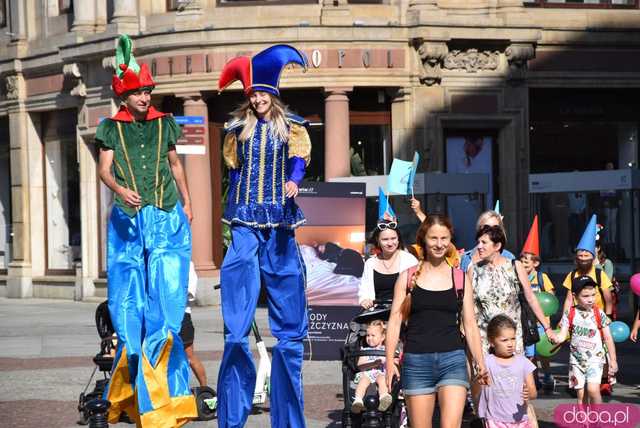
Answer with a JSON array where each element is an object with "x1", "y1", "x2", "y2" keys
[{"x1": 222, "y1": 113, "x2": 311, "y2": 229}]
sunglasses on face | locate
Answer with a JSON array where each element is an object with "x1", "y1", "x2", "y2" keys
[{"x1": 377, "y1": 221, "x2": 398, "y2": 231}]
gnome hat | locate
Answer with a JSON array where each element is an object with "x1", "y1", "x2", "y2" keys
[
  {"x1": 522, "y1": 215, "x2": 540, "y2": 257},
  {"x1": 377, "y1": 187, "x2": 396, "y2": 222},
  {"x1": 576, "y1": 214, "x2": 597, "y2": 256},
  {"x1": 218, "y1": 44, "x2": 307, "y2": 97},
  {"x1": 111, "y1": 35, "x2": 155, "y2": 97}
]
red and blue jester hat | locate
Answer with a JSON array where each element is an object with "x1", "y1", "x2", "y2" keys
[
  {"x1": 218, "y1": 44, "x2": 311, "y2": 190},
  {"x1": 218, "y1": 44, "x2": 308, "y2": 96}
]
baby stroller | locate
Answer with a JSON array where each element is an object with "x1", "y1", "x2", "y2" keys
[
  {"x1": 77, "y1": 301, "x2": 217, "y2": 424},
  {"x1": 341, "y1": 300, "x2": 406, "y2": 428}
]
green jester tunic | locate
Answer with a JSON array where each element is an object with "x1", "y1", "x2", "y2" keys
[{"x1": 96, "y1": 106, "x2": 181, "y2": 216}]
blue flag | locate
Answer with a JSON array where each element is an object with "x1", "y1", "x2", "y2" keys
[
  {"x1": 378, "y1": 187, "x2": 396, "y2": 221},
  {"x1": 388, "y1": 153, "x2": 420, "y2": 196}
]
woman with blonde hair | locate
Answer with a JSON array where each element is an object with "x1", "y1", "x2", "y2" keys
[{"x1": 216, "y1": 45, "x2": 312, "y2": 428}]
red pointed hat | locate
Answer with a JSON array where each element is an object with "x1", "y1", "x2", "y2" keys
[
  {"x1": 111, "y1": 35, "x2": 155, "y2": 97},
  {"x1": 522, "y1": 215, "x2": 540, "y2": 257}
]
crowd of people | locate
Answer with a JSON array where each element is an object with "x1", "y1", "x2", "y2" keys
[
  {"x1": 96, "y1": 34, "x2": 638, "y2": 428},
  {"x1": 355, "y1": 193, "x2": 636, "y2": 428}
]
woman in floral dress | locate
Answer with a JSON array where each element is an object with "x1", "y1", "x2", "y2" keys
[{"x1": 468, "y1": 225, "x2": 555, "y2": 354}]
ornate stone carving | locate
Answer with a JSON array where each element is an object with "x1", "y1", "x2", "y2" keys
[
  {"x1": 505, "y1": 43, "x2": 535, "y2": 82},
  {"x1": 5, "y1": 74, "x2": 25, "y2": 100},
  {"x1": 443, "y1": 49, "x2": 500, "y2": 72},
  {"x1": 63, "y1": 63, "x2": 87, "y2": 97},
  {"x1": 102, "y1": 56, "x2": 116, "y2": 72},
  {"x1": 412, "y1": 39, "x2": 448, "y2": 86}
]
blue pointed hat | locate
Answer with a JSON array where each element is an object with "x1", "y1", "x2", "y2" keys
[
  {"x1": 218, "y1": 44, "x2": 308, "y2": 97},
  {"x1": 576, "y1": 214, "x2": 597, "y2": 256},
  {"x1": 378, "y1": 187, "x2": 396, "y2": 222},
  {"x1": 494, "y1": 200, "x2": 501, "y2": 215}
]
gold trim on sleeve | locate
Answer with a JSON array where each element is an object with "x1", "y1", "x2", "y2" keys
[{"x1": 287, "y1": 123, "x2": 311, "y2": 166}]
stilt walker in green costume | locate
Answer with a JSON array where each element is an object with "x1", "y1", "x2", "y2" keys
[{"x1": 96, "y1": 35, "x2": 197, "y2": 428}]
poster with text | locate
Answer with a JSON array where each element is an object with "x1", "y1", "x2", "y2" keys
[{"x1": 296, "y1": 182, "x2": 366, "y2": 360}]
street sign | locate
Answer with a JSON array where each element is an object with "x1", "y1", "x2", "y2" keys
[
  {"x1": 174, "y1": 116, "x2": 205, "y2": 125},
  {"x1": 174, "y1": 116, "x2": 206, "y2": 155}
]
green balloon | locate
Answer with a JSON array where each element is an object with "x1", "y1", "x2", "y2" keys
[
  {"x1": 535, "y1": 329, "x2": 562, "y2": 358},
  {"x1": 536, "y1": 291, "x2": 559, "y2": 317}
]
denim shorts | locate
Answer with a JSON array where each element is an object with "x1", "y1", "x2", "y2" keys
[{"x1": 401, "y1": 348, "x2": 469, "y2": 395}]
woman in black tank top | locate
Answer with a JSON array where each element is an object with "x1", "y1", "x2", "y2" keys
[{"x1": 384, "y1": 214, "x2": 488, "y2": 428}]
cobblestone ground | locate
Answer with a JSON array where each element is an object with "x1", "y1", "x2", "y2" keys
[{"x1": 1, "y1": 297, "x2": 638, "y2": 428}]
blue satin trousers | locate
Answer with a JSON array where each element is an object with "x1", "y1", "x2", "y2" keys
[
  {"x1": 104, "y1": 204, "x2": 196, "y2": 427},
  {"x1": 217, "y1": 225, "x2": 308, "y2": 428}
]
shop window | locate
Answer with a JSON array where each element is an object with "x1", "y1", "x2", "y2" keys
[
  {"x1": 350, "y1": 117, "x2": 391, "y2": 176},
  {"x1": 42, "y1": 111, "x2": 80, "y2": 273},
  {"x1": 524, "y1": 0, "x2": 637, "y2": 7},
  {"x1": 59, "y1": 0, "x2": 72, "y2": 13},
  {"x1": 0, "y1": 118, "x2": 10, "y2": 270},
  {"x1": 349, "y1": 88, "x2": 392, "y2": 177},
  {"x1": 0, "y1": 1, "x2": 6, "y2": 27}
]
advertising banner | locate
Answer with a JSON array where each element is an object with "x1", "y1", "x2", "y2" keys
[{"x1": 296, "y1": 182, "x2": 366, "y2": 360}]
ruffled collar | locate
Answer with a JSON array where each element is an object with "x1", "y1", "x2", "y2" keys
[{"x1": 111, "y1": 105, "x2": 166, "y2": 122}]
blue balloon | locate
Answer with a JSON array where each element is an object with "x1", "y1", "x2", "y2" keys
[{"x1": 609, "y1": 321, "x2": 630, "y2": 343}]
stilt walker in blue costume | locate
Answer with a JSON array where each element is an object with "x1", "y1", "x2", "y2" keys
[
  {"x1": 216, "y1": 45, "x2": 312, "y2": 428},
  {"x1": 96, "y1": 35, "x2": 197, "y2": 427}
]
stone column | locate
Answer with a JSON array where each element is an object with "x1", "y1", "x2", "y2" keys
[
  {"x1": 324, "y1": 88, "x2": 352, "y2": 180},
  {"x1": 174, "y1": 0, "x2": 204, "y2": 31},
  {"x1": 321, "y1": 0, "x2": 352, "y2": 26},
  {"x1": 77, "y1": 132, "x2": 99, "y2": 301},
  {"x1": 95, "y1": 0, "x2": 108, "y2": 32},
  {"x1": 71, "y1": 0, "x2": 96, "y2": 33},
  {"x1": 110, "y1": 0, "x2": 138, "y2": 33},
  {"x1": 6, "y1": 73, "x2": 39, "y2": 298},
  {"x1": 8, "y1": 0, "x2": 27, "y2": 42},
  {"x1": 179, "y1": 94, "x2": 216, "y2": 275}
]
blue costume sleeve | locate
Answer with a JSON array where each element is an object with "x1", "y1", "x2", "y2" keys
[{"x1": 287, "y1": 156, "x2": 306, "y2": 186}]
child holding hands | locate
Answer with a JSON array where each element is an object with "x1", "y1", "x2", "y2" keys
[
  {"x1": 555, "y1": 275, "x2": 618, "y2": 404},
  {"x1": 477, "y1": 315, "x2": 537, "y2": 428}
]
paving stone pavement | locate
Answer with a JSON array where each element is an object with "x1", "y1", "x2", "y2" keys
[{"x1": 1, "y1": 297, "x2": 639, "y2": 428}]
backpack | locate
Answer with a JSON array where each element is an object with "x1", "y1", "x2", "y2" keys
[{"x1": 567, "y1": 306, "x2": 606, "y2": 356}]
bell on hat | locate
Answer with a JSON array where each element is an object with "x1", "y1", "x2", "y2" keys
[
  {"x1": 218, "y1": 44, "x2": 307, "y2": 97},
  {"x1": 377, "y1": 187, "x2": 396, "y2": 222},
  {"x1": 111, "y1": 35, "x2": 155, "y2": 97},
  {"x1": 521, "y1": 215, "x2": 540, "y2": 257},
  {"x1": 576, "y1": 214, "x2": 597, "y2": 256}
]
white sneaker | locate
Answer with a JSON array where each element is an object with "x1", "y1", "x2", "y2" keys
[
  {"x1": 378, "y1": 393, "x2": 392, "y2": 411},
  {"x1": 351, "y1": 397, "x2": 365, "y2": 414}
]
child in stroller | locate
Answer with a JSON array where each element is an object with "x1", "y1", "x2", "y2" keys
[
  {"x1": 352, "y1": 320, "x2": 392, "y2": 414},
  {"x1": 342, "y1": 300, "x2": 406, "y2": 428}
]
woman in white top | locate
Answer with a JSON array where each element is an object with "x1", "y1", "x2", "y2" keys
[{"x1": 359, "y1": 219, "x2": 418, "y2": 309}]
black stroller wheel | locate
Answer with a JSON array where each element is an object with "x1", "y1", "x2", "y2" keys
[{"x1": 193, "y1": 386, "x2": 217, "y2": 421}]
